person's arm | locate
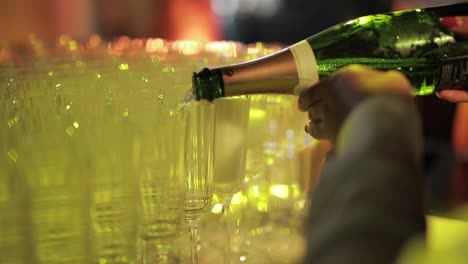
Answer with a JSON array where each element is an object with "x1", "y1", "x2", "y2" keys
[
  {"x1": 303, "y1": 95, "x2": 426, "y2": 264},
  {"x1": 299, "y1": 66, "x2": 427, "y2": 264}
]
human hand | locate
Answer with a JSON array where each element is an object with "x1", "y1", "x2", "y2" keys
[
  {"x1": 437, "y1": 16, "x2": 468, "y2": 103},
  {"x1": 298, "y1": 65, "x2": 413, "y2": 143}
]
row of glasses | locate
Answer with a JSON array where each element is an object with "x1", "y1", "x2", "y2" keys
[
  {"x1": 1, "y1": 74, "x2": 88, "y2": 264},
  {"x1": 191, "y1": 42, "x2": 312, "y2": 263},
  {"x1": 222, "y1": 43, "x2": 310, "y2": 263},
  {"x1": 186, "y1": 40, "x2": 252, "y2": 263},
  {"x1": 0, "y1": 35, "x2": 314, "y2": 263},
  {"x1": 0, "y1": 36, "x2": 190, "y2": 264},
  {"x1": 163, "y1": 39, "x2": 252, "y2": 264}
]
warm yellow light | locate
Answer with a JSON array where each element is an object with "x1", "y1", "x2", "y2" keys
[
  {"x1": 257, "y1": 201, "x2": 268, "y2": 212},
  {"x1": 400, "y1": 215, "x2": 468, "y2": 263},
  {"x1": 266, "y1": 157, "x2": 274, "y2": 166},
  {"x1": 162, "y1": 67, "x2": 176, "y2": 73},
  {"x1": 119, "y1": 63, "x2": 129, "y2": 71},
  {"x1": 231, "y1": 193, "x2": 244, "y2": 205},
  {"x1": 428, "y1": 215, "x2": 468, "y2": 252},
  {"x1": 270, "y1": 184, "x2": 289, "y2": 199},
  {"x1": 296, "y1": 199, "x2": 305, "y2": 210},
  {"x1": 211, "y1": 203, "x2": 223, "y2": 214},
  {"x1": 68, "y1": 40, "x2": 78, "y2": 51},
  {"x1": 145, "y1": 38, "x2": 168, "y2": 55},
  {"x1": 249, "y1": 108, "x2": 266, "y2": 120},
  {"x1": 290, "y1": 184, "x2": 301, "y2": 198},
  {"x1": 204, "y1": 41, "x2": 242, "y2": 57},
  {"x1": 171, "y1": 40, "x2": 203, "y2": 56},
  {"x1": 247, "y1": 47, "x2": 260, "y2": 56},
  {"x1": 251, "y1": 185, "x2": 260, "y2": 198},
  {"x1": 59, "y1": 34, "x2": 72, "y2": 47}
]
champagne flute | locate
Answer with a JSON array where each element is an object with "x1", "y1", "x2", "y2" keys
[
  {"x1": 242, "y1": 95, "x2": 310, "y2": 262},
  {"x1": 183, "y1": 99, "x2": 216, "y2": 264},
  {"x1": 71, "y1": 56, "x2": 141, "y2": 264},
  {"x1": 212, "y1": 96, "x2": 250, "y2": 264},
  {"x1": 136, "y1": 100, "x2": 186, "y2": 264},
  {"x1": 154, "y1": 44, "x2": 216, "y2": 264}
]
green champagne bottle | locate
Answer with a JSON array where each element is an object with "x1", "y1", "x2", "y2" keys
[{"x1": 193, "y1": 3, "x2": 468, "y2": 101}]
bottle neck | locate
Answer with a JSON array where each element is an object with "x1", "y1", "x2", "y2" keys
[
  {"x1": 192, "y1": 68, "x2": 224, "y2": 101},
  {"x1": 218, "y1": 49, "x2": 299, "y2": 96},
  {"x1": 216, "y1": 45, "x2": 319, "y2": 97}
]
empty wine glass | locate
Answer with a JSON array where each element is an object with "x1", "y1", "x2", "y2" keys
[
  {"x1": 136, "y1": 103, "x2": 187, "y2": 264},
  {"x1": 241, "y1": 95, "x2": 310, "y2": 263},
  {"x1": 212, "y1": 96, "x2": 250, "y2": 264}
]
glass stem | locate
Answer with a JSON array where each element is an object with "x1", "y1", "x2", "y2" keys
[
  {"x1": 223, "y1": 198, "x2": 232, "y2": 264},
  {"x1": 187, "y1": 218, "x2": 200, "y2": 264}
]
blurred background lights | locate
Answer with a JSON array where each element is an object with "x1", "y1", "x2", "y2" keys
[
  {"x1": 211, "y1": 0, "x2": 283, "y2": 18},
  {"x1": 211, "y1": 203, "x2": 223, "y2": 214},
  {"x1": 211, "y1": 0, "x2": 240, "y2": 17},
  {"x1": 270, "y1": 184, "x2": 289, "y2": 199}
]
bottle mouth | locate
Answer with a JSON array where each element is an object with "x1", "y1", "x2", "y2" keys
[{"x1": 192, "y1": 68, "x2": 224, "y2": 101}]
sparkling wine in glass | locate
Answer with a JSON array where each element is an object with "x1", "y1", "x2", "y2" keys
[{"x1": 184, "y1": 99, "x2": 215, "y2": 264}]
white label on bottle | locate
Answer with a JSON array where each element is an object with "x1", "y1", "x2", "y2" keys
[{"x1": 289, "y1": 40, "x2": 319, "y2": 95}]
